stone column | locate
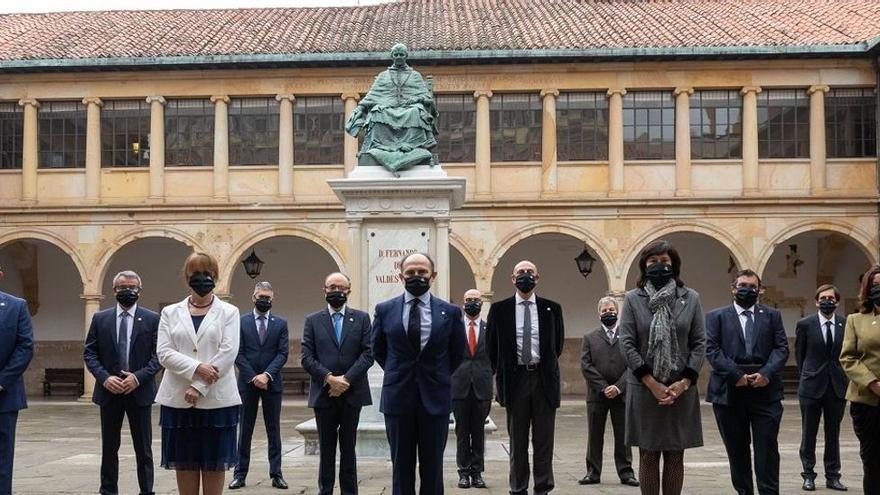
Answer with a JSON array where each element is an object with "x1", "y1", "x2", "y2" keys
[
  {"x1": 18, "y1": 98, "x2": 39, "y2": 203},
  {"x1": 276, "y1": 94, "x2": 295, "y2": 199},
  {"x1": 474, "y1": 90, "x2": 493, "y2": 199},
  {"x1": 540, "y1": 89, "x2": 560, "y2": 197},
  {"x1": 435, "y1": 217, "x2": 450, "y2": 300},
  {"x1": 80, "y1": 293, "x2": 103, "y2": 401},
  {"x1": 607, "y1": 88, "x2": 627, "y2": 197},
  {"x1": 741, "y1": 86, "x2": 762, "y2": 196},
  {"x1": 346, "y1": 219, "x2": 364, "y2": 309},
  {"x1": 674, "y1": 87, "x2": 693, "y2": 197},
  {"x1": 211, "y1": 95, "x2": 230, "y2": 200},
  {"x1": 342, "y1": 93, "x2": 360, "y2": 175},
  {"x1": 808, "y1": 85, "x2": 830, "y2": 195},
  {"x1": 82, "y1": 97, "x2": 103, "y2": 202},
  {"x1": 146, "y1": 96, "x2": 166, "y2": 200}
]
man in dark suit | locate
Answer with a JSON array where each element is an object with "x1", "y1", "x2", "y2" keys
[
  {"x1": 706, "y1": 269, "x2": 790, "y2": 495},
  {"x1": 372, "y1": 252, "x2": 465, "y2": 495},
  {"x1": 0, "y1": 264, "x2": 34, "y2": 495},
  {"x1": 83, "y1": 270, "x2": 161, "y2": 495},
  {"x1": 301, "y1": 272, "x2": 373, "y2": 495},
  {"x1": 487, "y1": 260, "x2": 564, "y2": 495},
  {"x1": 795, "y1": 284, "x2": 849, "y2": 491},
  {"x1": 229, "y1": 281, "x2": 289, "y2": 490},
  {"x1": 452, "y1": 289, "x2": 492, "y2": 490},
  {"x1": 578, "y1": 296, "x2": 638, "y2": 487}
]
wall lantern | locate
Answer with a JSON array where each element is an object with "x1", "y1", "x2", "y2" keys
[
  {"x1": 574, "y1": 245, "x2": 597, "y2": 278},
  {"x1": 242, "y1": 249, "x2": 265, "y2": 279}
]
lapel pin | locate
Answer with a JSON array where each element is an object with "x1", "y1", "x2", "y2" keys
[
  {"x1": 349, "y1": 318, "x2": 354, "y2": 322},
  {"x1": 441, "y1": 311, "x2": 446, "y2": 316},
  {"x1": 546, "y1": 307, "x2": 551, "y2": 311},
  {"x1": 137, "y1": 317, "x2": 143, "y2": 321},
  {"x1": 0, "y1": 302, "x2": 5, "y2": 306}
]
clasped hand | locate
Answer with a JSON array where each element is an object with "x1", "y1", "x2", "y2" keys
[
  {"x1": 103, "y1": 371, "x2": 138, "y2": 395},
  {"x1": 735, "y1": 373, "x2": 769, "y2": 388},
  {"x1": 195, "y1": 363, "x2": 219, "y2": 384},
  {"x1": 326, "y1": 374, "x2": 351, "y2": 397},
  {"x1": 645, "y1": 376, "x2": 689, "y2": 406}
]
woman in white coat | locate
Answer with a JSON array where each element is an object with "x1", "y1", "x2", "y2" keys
[{"x1": 156, "y1": 252, "x2": 241, "y2": 495}]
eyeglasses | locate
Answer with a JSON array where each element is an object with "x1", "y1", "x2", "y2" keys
[
  {"x1": 324, "y1": 285, "x2": 350, "y2": 292},
  {"x1": 114, "y1": 286, "x2": 141, "y2": 293}
]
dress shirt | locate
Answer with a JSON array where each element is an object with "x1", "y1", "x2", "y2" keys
[
  {"x1": 328, "y1": 304, "x2": 347, "y2": 318},
  {"x1": 403, "y1": 291, "x2": 433, "y2": 350},
  {"x1": 818, "y1": 312, "x2": 836, "y2": 344},
  {"x1": 515, "y1": 292, "x2": 540, "y2": 364},
  {"x1": 116, "y1": 303, "x2": 136, "y2": 367},
  {"x1": 734, "y1": 302, "x2": 756, "y2": 341},
  {"x1": 602, "y1": 323, "x2": 619, "y2": 341},
  {"x1": 464, "y1": 316, "x2": 481, "y2": 344},
  {"x1": 252, "y1": 309, "x2": 273, "y2": 382}
]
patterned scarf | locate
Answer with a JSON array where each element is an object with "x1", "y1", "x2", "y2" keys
[{"x1": 645, "y1": 279, "x2": 680, "y2": 383}]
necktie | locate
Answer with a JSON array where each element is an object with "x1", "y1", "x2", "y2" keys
[
  {"x1": 408, "y1": 299, "x2": 422, "y2": 352},
  {"x1": 743, "y1": 310, "x2": 755, "y2": 356},
  {"x1": 258, "y1": 315, "x2": 267, "y2": 345},
  {"x1": 607, "y1": 329, "x2": 616, "y2": 343},
  {"x1": 468, "y1": 320, "x2": 477, "y2": 356},
  {"x1": 333, "y1": 312, "x2": 343, "y2": 344},
  {"x1": 118, "y1": 311, "x2": 130, "y2": 371},
  {"x1": 824, "y1": 321, "x2": 834, "y2": 357},
  {"x1": 522, "y1": 300, "x2": 533, "y2": 365}
]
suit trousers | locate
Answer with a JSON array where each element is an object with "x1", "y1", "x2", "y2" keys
[
  {"x1": 798, "y1": 388, "x2": 846, "y2": 481},
  {"x1": 713, "y1": 396, "x2": 783, "y2": 495},
  {"x1": 453, "y1": 388, "x2": 491, "y2": 477},
  {"x1": 506, "y1": 368, "x2": 556, "y2": 495},
  {"x1": 384, "y1": 394, "x2": 449, "y2": 495},
  {"x1": 0, "y1": 411, "x2": 17, "y2": 495},
  {"x1": 851, "y1": 402, "x2": 880, "y2": 495},
  {"x1": 99, "y1": 396, "x2": 154, "y2": 495},
  {"x1": 585, "y1": 397, "x2": 633, "y2": 481},
  {"x1": 234, "y1": 387, "x2": 283, "y2": 479},
  {"x1": 314, "y1": 397, "x2": 362, "y2": 495}
]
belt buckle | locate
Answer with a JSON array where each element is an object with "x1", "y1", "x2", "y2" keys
[{"x1": 525, "y1": 363, "x2": 538, "y2": 372}]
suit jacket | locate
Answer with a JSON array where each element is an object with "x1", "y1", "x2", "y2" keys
[
  {"x1": 581, "y1": 326, "x2": 627, "y2": 403},
  {"x1": 487, "y1": 295, "x2": 564, "y2": 409},
  {"x1": 840, "y1": 312, "x2": 880, "y2": 406},
  {"x1": 452, "y1": 318, "x2": 492, "y2": 401},
  {"x1": 371, "y1": 293, "x2": 465, "y2": 416},
  {"x1": 705, "y1": 303, "x2": 789, "y2": 406},
  {"x1": 301, "y1": 306, "x2": 373, "y2": 408},
  {"x1": 0, "y1": 291, "x2": 34, "y2": 413},
  {"x1": 83, "y1": 305, "x2": 161, "y2": 407},
  {"x1": 794, "y1": 313, "x2": 848, "y2": 400},
  {"x1": 235, "y1": 312, "x2": 289, "y2": 394},
  {"x1": 155, "y1": 297, "x2": 242, "y2": 409}
]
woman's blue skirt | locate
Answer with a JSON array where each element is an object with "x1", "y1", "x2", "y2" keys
[{"x1": 159, "y1": 405, "x2": 239, "y2": 471}]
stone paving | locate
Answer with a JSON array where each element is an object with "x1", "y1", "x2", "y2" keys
[{"x1": 10, "y1": 399, "x2": 866, "y2": 494}]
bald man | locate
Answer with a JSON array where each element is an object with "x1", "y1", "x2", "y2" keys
[
  {"x1": 488, "y1": 260, "x2": 564, "y2": 495},
  {"x1": 452, "y1": 289, "x2": 492, "y2": 489}
]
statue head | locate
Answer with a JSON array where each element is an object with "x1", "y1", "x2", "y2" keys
[{"x1": 390, "y1": 43, "x2": 408, "y2": 68}]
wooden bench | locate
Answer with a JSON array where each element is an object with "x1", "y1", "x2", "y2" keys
[
  {"x1": 43, "y1": 368, "x2": 84, "y2": 397},
  {"x1": 282, "y1": 366, "x2": 311, "y2": 396}
]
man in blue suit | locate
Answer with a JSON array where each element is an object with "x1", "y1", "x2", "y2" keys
[
  {"x1": 301, "y1": 272, "x2": 373, "y2": 495},
  {"x1": 230, "y1": 281, "x2": 289, "y2": 490},
  {"x1": 706, "y1": 269, "x2": 789, "y2": 495},
  {"x1": 372, "y1": 252, "x2": 466, "y2": 495},
  {"x1": 83, "y1": 270, "x2": 161, "y2": 495},
  {"x1": 0, "y1": 264, "x2": 34, "y2": 495}
]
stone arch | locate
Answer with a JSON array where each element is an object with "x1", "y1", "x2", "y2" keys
[
  {"x1": 756, "y1": 219, "x2": 878, "y2": 276},
  {"x1": 0, "y1": 228, "x2": 88, "y2": 289},
  {"x1": 449, "y1": 232, "x2": 482, "y2": 282}
]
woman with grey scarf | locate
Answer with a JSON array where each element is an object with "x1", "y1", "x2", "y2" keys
[{"x1": 618, "y1": 240, "x2": 706, "y2": 495}]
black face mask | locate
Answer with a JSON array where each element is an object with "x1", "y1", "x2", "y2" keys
[
  {"x1": 326, "y1": 291, "x2": 348, "y2": 309},
  {"x1": 464, "y1": 300, "x2": 482, "y2": 317},
  {"x1": 405, "y1": 276, "x2": 431, "y2": 297},
  {"x1": 645, "y1": 263, "x2": 674, "y2": 288},
  {"x1": 254, "y1": 297, "x2": 272, "y2": 314},
  {"x1": 115, "y1": 288, "x2": 139, "y2": 308},
  {"x1": 870, "y1": 286, "x2": 880, "y2": 306},
  {"x1": 735, "y1": 287, "x2": 759, "y2": 308},
  {"x1": 188, "y1": 272, "x2": 215, "y2": 297},
  {"x1": 818, "y1": 299, "x2": 837, "y2": 316},
  {"x1": 515, "y1": 273, "x2": 537, "y2": 294},
  {"x1": 600, "y1": 312, "x2": 618, "y2": 327}
]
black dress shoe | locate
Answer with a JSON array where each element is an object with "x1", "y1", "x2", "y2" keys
[
  {"x1": 826, "y1": 479, "x2": 848, "y2": 491},
  {"x1": 458, "y1": 475, "x2": 471, "y2": 489},
  {"x1": 578, "y1": 475, "x2": 600, "y2": 485},
  {"x1": 621, "y1": 477, "x2": 640, "y2": 487},
  {"x1": 471, "y1": 474, "x2": 486, "y2": 488},
  {"x1": 271, "y1": 476, "x2": 288, "y2": 490},
  {"x1": 802, "y1": 478, "x2": 815, "y2": 491},
  {"x1": 228, "y1": 478, "x2": 246, "y2": 490}
]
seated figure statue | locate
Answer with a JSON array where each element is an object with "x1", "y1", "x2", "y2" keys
[{"x1": 345, "y1": 43, "x2": 438, "y2": 175}]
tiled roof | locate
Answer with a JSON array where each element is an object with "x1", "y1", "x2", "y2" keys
[{"x1": 0, "y1": 0, "x2": 879, "y2": 69}]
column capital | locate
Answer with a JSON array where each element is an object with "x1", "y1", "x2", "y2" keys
[
  {"x1": 18, "y1": 98, "x2": 40, "y2": 108},
  {"x1": 210, "y1": 95, "x2": 230, "y2": 104},
  {"x1": 81, "y1": 97, "x2": 103, "y2": 107},
  {"x1": 540, "y1": 88, "x2": 560, "y2": 98},
  {"x1": 807, "y1": 85, "x2": 830, "y2": 95},
  {"x1": 606, "y1": 88, "x2": 627, "y2": 97},
  {"x1": 473, "y1": 90, "x2": 493, "y2": 99},
  {"x1": 145, "y1": 96, "x2": 166, "y2": 105},
  {"x1": 435, "y1": 217, "x2": 450, "y2": 228},
  {"x1": 740, "y1": 86, "x2": 762, "y2": 96},
  {"x1": 275, "y1": 93, "x2": 296, "y2": 103},
  {"x1": 673, "y1": 87, "x2": 694, "y2": 97},
  {"x1": 341, "y1": 92, "x2": 361, "y2": 101},
  {"x1": 346, "y1": 217, "x2": 364, "y2": 227}
]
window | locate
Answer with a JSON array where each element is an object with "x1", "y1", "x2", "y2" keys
[
  {"x1": 556, "y1": 92, "x2": 608, "y2": 161},
  {"x1": 490, "y1": 93, "x2": 542, "y2": 162},
  {"x1": 826, "y1": 88, "x2": 876, "y2": 158},
  {"x1": 435, "y1": 94, "x2": 476, "y2": 163},
  {"x1": 690, "y1": 90, "x2": 742, "y2": 159},
  {"x1": 229, "y1": 97, "x2": 279, "y2": 166},
  {"x1": 294, "y1": 96, "x2": 344, "y2": 165},
  {"x1": 757, "y1": 89, "x2": 809, "y2": 159},
  {"x1": 0, "y1": 103, "x2": 22, "y2": 169},
  {"x1": 623, "y1": 91, "x2": 675, "y2": 160},
  {"x1": 38, "y1": 101, "x2": 86, "y2": 168},
  {"x1": 165, "y1": 99, "x2": 213, "y2": 166},
  {"x1": 101, "y1": 99, "x2": 150, "y2": 167}
]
